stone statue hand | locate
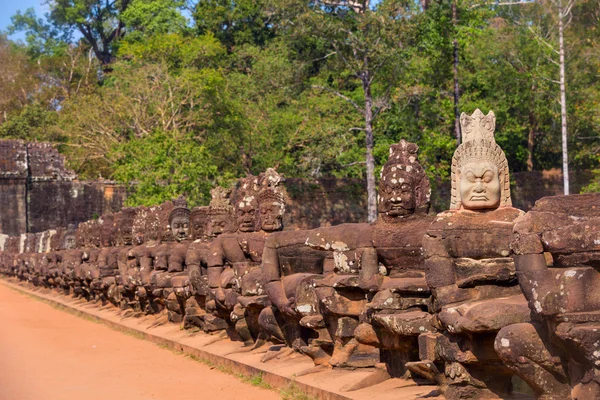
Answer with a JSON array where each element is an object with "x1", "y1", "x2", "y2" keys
[{"x1": 279, "y1": 296, "x2": 298, "y2": 318}]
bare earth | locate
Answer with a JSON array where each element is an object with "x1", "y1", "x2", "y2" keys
[{"x1": 0, "y1": 283, "x2": 279, "y2": 400}]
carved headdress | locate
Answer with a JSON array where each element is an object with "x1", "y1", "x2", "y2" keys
[
  {"x1": 450, "y1": 109, "x2": 511, "y2": 209},
  {"x1": 257, "y1": 168, "x2": 285, "y2": 214},
  {"x1": 379, "y1": 139, "x2": 431, "y2": 213},
  {"x1": 168, "y1": 195, "x2": 191, "y2": 224},
  {"x1": 233, "y1": 175, "x2": 260, "y2": 212},
  {"x1": 190, "y1": 206, "x2": 210, "y2": 240},
  {"x1": 209, "y1": 187, "x2": 233, "y2": 216}
]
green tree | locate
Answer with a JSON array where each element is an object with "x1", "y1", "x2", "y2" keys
[
  {"x1": 112, "y1": 129, "x2": 226, "y2": 206},
  {"x1": 277, "y1": 0, "x2": 420, "y2": 222}
]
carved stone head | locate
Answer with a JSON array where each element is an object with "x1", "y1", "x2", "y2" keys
[
  {"x1": 451, "y1": 109, "x2": 511, "y2": 211},
  {"x1": 131, "y1": 206, "x2": 149, "y2": 245},
  {"x1": 378, "y1": 139, "x2": 431, "y2": 222},
  {"x1": 257, "y1": 168, "x2": 285, "y2": 232},
  {"x1": 63, "y1": 224, "x2": 78, "y2": 250},
  {"x1": 168, "y1": 195, "x2": 191, "y2": 242},
  {"x1": 233, "y1": 176, "x2": 260, "y2": 233},
  {"x1": 207, "y1": 187, "x2": 233, "y2": 237},
  {"x1": 99, "y1": 214, "x2": 115, "y2": 248},
  {"x1": 114, "y1": 208, "x2": 137, "y2": 246},
  {"x1": 190, "y1": 206, "x2": 209, "y2": 240}
]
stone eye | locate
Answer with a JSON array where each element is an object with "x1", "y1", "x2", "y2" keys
[{"x1": 483, "y1": 171, "x2": 494, "y2": 183}]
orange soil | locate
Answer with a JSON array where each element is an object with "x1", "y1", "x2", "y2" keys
[{"x1": 0, "y1": 283, "x2": 279, "y2": 400}]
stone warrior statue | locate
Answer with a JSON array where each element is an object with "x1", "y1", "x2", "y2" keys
[
  {"x1": 496, "y1": 193, "x2": 600, "y2": 400},
  {"x1": 180, "y1": 187, "x2": 235, "y2": 332},
  {"x1": 206, "y1": 170, "x2": 286, "y2": 342},
  {"x1": 259, "y1": 139, "x2": 434, "y2": 381},
  {"x1": 148, "y1": 196, "x2": 191, "y2": 323},
  {"x1": 413, "y1": 109, "x2": 530, "y2": 399}
]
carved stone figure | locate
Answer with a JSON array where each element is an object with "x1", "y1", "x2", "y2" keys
[
  {"x1": 496, "y1": 193, "x2": 600, "y2": 399},
  {"x1": 96, "y1": 214, "x2": 120, "y2": 305},
  {"x1": 182, "y1": 187, "x2": 234, "y2": 331},
  {"x1": 58, "y1": 224, "x2": 84, "y2": 296},
  {"x1": 414, "y1": 109, "x2": 529, "y2": 399},
  {"x1": 145, "y1": 197, "x2": 190, "y2": 322},
  {"x1": 259, "y1": 139, "x2": 434, "y2": 378},
  {"x1": 164, "y1": 196, "x2": 192, "y2": 323},
  {"x1": 206, "y1": 171, "x2": 285, "y2": 340}
]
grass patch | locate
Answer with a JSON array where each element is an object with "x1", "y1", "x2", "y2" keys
[{"x1": 280, "y1": 382, "x2": 319, "y2": 400}]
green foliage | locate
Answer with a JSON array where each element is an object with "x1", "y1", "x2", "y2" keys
[
  {"x1": 2, "y1": 0, "x2": 600, "y2": 205},
  {"x1": 0, "y1": 104, "x2": 60, "y2": 142},
  {"x1": 121, "y1": 0, "x2": 189, "y2": 39},
  {"x1": 111, "y1": 129, "x2": 227, "y2": 207},
  {"x1": 193, "y1": 0, "x2": 276, "y2": 50}
]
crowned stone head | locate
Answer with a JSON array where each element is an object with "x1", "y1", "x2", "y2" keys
[
  {"x1": 190, "y1": 206, "x2": 210, "y2": 240},
  {"x1": 168, "y1": 195, "x2": 191, "y2": 242},
  {"x1": 451, "y1": 109, "x2": 511, "y2": 211},
  {"x1": 207, "y1": 186, "x2": 233, "y2": 237},
  {"x1": 257, "y1": 169, "x2": 286, "y2": 232},
  {"x1": 378, "y1": 139, "x2": 431, "y2": 222},
  {"x1": 233, "y1": 175, "x2": 260, "y2": 233}
]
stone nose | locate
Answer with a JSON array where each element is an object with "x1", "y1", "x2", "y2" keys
[{"x1": 474, "y1": 181, "x2": 485, "y2": 193}]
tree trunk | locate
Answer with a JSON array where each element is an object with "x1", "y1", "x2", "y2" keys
[
  {"x1": 452, "y1": 0, "x2": 461, "y2": 146},
  {"x1": 558, "y1": 0, "x2": 569, "y2": 195},
  {"x1": 527, "y1": 112, "x2": 536, "y2": 171},
  {"x1": 527, "y1": 84, "x2": 537, "y2": 172},
  {"x1": 363, "y1": 75, "x2": 377, "y2": 223}
]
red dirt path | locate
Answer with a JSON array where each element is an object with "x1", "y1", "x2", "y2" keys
[{"x1": 0, "y1": 283, "x2": 279, "y2": 400}]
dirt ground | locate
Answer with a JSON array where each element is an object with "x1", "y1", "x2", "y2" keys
[{"x1": 0, "y1": 283, "x2": 280, "y2": 400}]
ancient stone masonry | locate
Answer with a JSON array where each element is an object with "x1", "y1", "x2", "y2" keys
[
  {"x1": 0, "y1": 140, "x2": 127, "y2": 236},
  {"x1": 497, "y1": 193, "x2": 600, "y2": 399},
  {"x1": 0, "y1": 116, "x2": 598, "y2": 399}
]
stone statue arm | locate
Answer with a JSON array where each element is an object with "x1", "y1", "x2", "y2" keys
[
  {"x1": 185, "y1": 248, "x2": 204, "y2": 294},
  {"x1": 423, "y1": 234, "x2": 473, "y2": 311},
  {"x1": 359, "y1": 247, "x2": 383, "y2": 292},
  {"x1": 262, "y1": 237, "x2": 296, "y2": 317},
  {"x1": 206, "y1": 237, "x2": 226, "y2": 303},
  {"x1": 139, "y1": 249, "x2": 154, "y2": 286}
]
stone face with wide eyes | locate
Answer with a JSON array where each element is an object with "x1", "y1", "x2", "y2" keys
[
  {"x1": 64, "y1": 235, "x2": 77, "y2": 250},
  {"x1": 259, "y1": 202, "x2": 283, "y2": 232},
  {"x1": 170, "y1": 216, "x2": 190, "y2": 242},
  {"x1": 459, "y1": 161, "x2": 501, "y2": 210},
  {"x1": 236, "y1": 202, "x2": 256, "y2": 232},
  {"x1": 207, "y1": 214, "x2": 228, "y2": 236},
  {"x1": 379, "y1": 175, "x2": 417, "y2": 218}
]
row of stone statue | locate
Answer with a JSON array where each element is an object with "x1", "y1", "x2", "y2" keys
[{"x1": 1, "y1": 109, "x2": 598, "y2": 400}]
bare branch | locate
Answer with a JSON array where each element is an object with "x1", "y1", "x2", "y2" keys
[
  {"x1": 470, "y1": 0, "x2": 535, "y2": 9},
  {"x1": 341, "y1": 160, "x2": 367, "y2": 167},
  {"x1": 528, "y1": 26, "x2": 560, "y2": 55},
  {"x1": 311, "y1": 85, "x2": 365, "y2": 114}
]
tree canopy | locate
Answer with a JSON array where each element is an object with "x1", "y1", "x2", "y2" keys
[{"x1": 1, "y1": 0, "x2": 599, "y2": 206}]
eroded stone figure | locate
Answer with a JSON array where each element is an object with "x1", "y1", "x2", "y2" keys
[
  {"x1": 58, "y1": 225, "x2": 83, "y2": 296},
  {"x1": 164, "y1": 196, "x2": 193, "y2": 323},
  {"x1": 180, "y1": 187, "x2": 235, "y2": 331},
  {"x1": 145, "y1": 197, "x2": 190, "y2": 322},
  {"x1": 259, "y1": 139, "x2": 434, "y2": 378},
  {"x1": 496, "y1": 193, "x2": 600, "y2": 400},
  {"x1": 206, "y1": 170, "x2": 285, "y2": 341},
  {"x1": 414, "y1": 109, "x2": 530, "y2": 399}
]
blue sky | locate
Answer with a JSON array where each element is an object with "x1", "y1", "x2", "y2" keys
[{"x1": 1, "y1": 0, "x2": 47, "y2": 41}]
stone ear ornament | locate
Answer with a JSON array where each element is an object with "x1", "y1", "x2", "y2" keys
[{"x1": 450, "y1": 109, "x2": 512, "y2": 210}]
